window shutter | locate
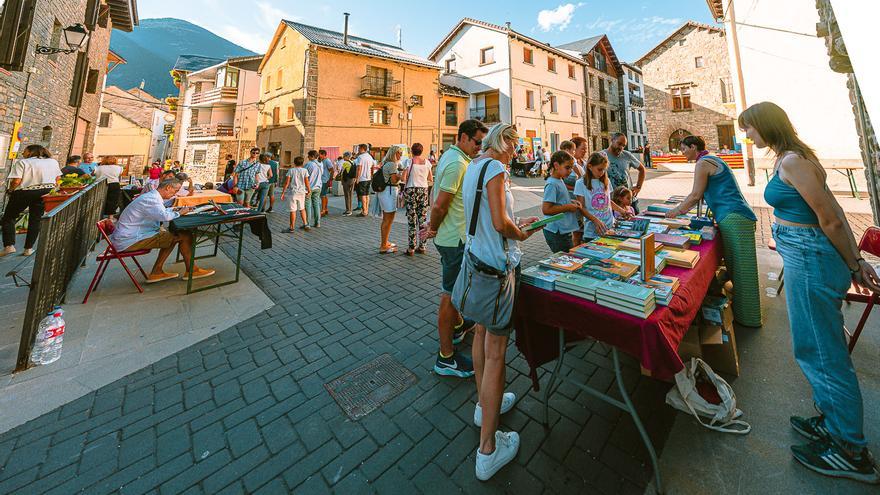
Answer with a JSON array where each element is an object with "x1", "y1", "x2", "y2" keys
[
  {"x1": 84, "y1": 0, "x2": 101, "y2": 30},
  {"x1": 69, "y1": 52, "x2": 89, "y2": 107},
  {"x1": 0, "y1": 0, "x2": 38, "y2": 72}
]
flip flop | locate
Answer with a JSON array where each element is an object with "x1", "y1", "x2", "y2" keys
[{"x1": 145, "y1": 273, "x2": 179, "y2": 284}]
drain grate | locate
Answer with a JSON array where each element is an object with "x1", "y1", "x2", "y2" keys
[{"x1": 324, "y1": 353, "x2": 417, "y2": 420}]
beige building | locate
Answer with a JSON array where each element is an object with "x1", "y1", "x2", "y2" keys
[
  {"x1": 429, "y1": 18, "x2": 587, "y2": 154},
  {"x1": 94, "y1": 86, "x2": 170, "y2": 175},
  {"x1": 258, "y1": 19, "x2": 457, "y2": 163},
  {"x1": 559, "y1": 35, "x2": 624, "y2": 152},
  {"x1": 636, "y1": 22, "x2": 736, "y2": 153},
  {"x1": 170, "y1": 55, "x2": 262, "y2": 184}
]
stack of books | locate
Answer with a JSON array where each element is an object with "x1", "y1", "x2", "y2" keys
[
  {"x1": 605, "y1": 228, "x2": 643, "y2": 239},
  {"x1": 571, "y1": 243, "x2": 615, "y2": 260},
  {"x1": 555, "y1": 273, "x2": 605, "y2": 301},
  {"x1": 538, "y1": 253, "x2": 587, "y2": 272},
  {"x1": 618, "y1": 238, "x2": 663, "y2": 252},
  {"x1": 669, "y1": 229, "x2": 703, "y2": 245},
  {"x1": 610, "y1": 250, "x2": 667, "y2": 273},
  {"x1": 522, "y1": 266, "x2": 567, "y2": 290},
  {"x1": 647, "y1": 203, "x2": 679, "y2": 215},
  {"x1": 663, "y1": 246, "x2": 701, "y2": 268},
  {"x1": 628, "y1": 274, "x2": 680, "y2": 306},
  {"x1": 574, "y1": 265, "x2": 623, "y2": 281},
  {"x1": 595, "y1": 279, "x2": 657, "y2": 319},
  {"x1": 592, "y1": 237, "x2": 623, "y2": 249},
  {"x1": 654, "y1": 233, "x2": 691, "y2": 249},
  {"x1": 656, "y1": 217, "x2": 692, "y2": 228}
]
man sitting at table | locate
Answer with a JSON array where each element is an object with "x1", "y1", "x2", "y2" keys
[{"x1": 110, "y1": 178, "x2": 215, "y2": 283}]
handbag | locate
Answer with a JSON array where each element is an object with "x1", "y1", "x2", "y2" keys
[
  {"x1": 665, "y1": 358, "x2": 751, "y2": 434},
  {"x1": 451, "y1": 159, "x2": 517, "y2": 331}
]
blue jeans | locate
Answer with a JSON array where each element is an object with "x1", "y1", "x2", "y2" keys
[
  {"x1": 254, "y1": 182, "x2": 269, "y2": 211},
  {"x1": 543, "y1": 230, "x2": 573, "y2": 253},
  {"x1": 306, "y1": 188, "x2": 322, "y2": 227},
  {"x1": 772, "y1": 223, "x2": 866, "y2": 450}
]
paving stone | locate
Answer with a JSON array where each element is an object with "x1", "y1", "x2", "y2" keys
[
  {"x1": 328, "y1": 416, "x2": 367, "y2": 449},
  {"x1": 279, "y1": 441, "x2": 339, "y2": 489},
  {"x1": 241, "y1": 377, "x2": 270, "y2": 404},
  {"x1": 396, "y1": 430, "x2": 447, "y2": 478},
  {"x1": 359, "y1": 434, "x2": 413, "y2": 481},
  {"x1": 226, "y1": 419, "x2": 261, "y2": 458},
  {"x1": 434, "y1": 427, "x2": 479, "y2": 475},
  {"x1": 413, "y1": 462, "x2": 460, "y2": 494},
  {"x1": 118, "y1": 428, "x2": 155, "y2": 469},
  {"x1": 293, "y1": 414, "x2": 333, "y2": 452},
  {"x1": 203, "y1": 446, "x2": 270, "y2": 493},
  {"x1": 320, "y1": 436, "x2": 377, "y2": 486},
  {"x1": 372, "y1": 466, "x2": 418, "y2": 494},
  {"x1": 156, "y1": 425, "x2": 190, "y2": 464},
  {"x1": 192, "y1": 422, "x2": 225, "y2": 460},
  {"x1": 159, "y1": 449, "x2": 231, "y2": 495}
]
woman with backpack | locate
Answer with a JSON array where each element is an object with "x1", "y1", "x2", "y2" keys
[
  {"x1": 339, "y1": 151, "x2": 357, "y2": 216},
  {"x1": 400, "y1": 143, "x2": 433, "y2": 256},
  {"x1": 371, "y1": 145, "x2": 404, "y2": 253}
]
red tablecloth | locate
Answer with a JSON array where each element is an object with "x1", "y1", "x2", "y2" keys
[{"x1": 514, "y1": 238, "x2": 723, "y2": 390}]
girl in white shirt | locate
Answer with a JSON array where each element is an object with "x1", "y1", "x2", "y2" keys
[{"x1": 1, "y1": 145, "x2": 62, "y2": 256}]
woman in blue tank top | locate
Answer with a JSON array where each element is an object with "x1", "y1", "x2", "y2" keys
[
  {"x1": 740, "y1": 101, "x2": 880, "y2": 484},
  {"x1": 666, "y1": 135, "x2": 762, "y2": 328}
]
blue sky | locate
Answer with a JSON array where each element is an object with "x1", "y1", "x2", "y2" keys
[{"x1": 139, "y1": 0, "x2": 716, "y2": 63}]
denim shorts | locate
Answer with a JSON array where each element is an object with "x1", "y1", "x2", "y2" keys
[
  {"x1": 436, "y1": 241, "x2": 465, "y2": 294},
  {"x1": 321, "y1": 181, "x2": 331, "y2": 197},
  {"x1": 543, "y1": 230, "x2": 573, "y2": 253}
]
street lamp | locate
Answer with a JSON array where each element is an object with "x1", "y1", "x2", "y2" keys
[{"x1": 35, "y1": 24, "x2": 90, "y2": 55}]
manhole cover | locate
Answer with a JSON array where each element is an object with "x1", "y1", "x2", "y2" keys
[{"x1": 324, "y1": 354, "x2": 417, "y2": 420}]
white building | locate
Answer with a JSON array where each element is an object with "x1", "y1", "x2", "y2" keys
[{"x1": 620, "y1": 62, "x2": 647, "y2": 150}]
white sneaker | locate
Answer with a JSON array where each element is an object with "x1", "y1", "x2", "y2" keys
[
  {"x1": 474, "y1": 392, "x2": 516, "y2": 427},
  {"x1": 0, "y1": 246, "x2": 15, "y2": 257},
  {"x1": 475, "y1": 431, "x2": 520, "y2": 481},
  {"x1": 21, "y1": 248, "x2": 33, "y2": 257}
]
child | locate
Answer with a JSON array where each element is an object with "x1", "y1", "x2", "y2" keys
[
  {"x1": 611, "y1": 186, "x2": 635, "y2": 220},
  {"x1": 574, "y1": 153, "x2": 629, "y2": 240},
  {"x1": 280, "y1": 156, "x2": 311, "y2": 233},
  {"x1": 542, "y1": 151, "x2": 582, "y2": 253}
]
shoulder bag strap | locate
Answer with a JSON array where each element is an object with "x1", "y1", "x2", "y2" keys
[{"x1": 468, "y1": 159, "x2": 493, "y2": 237}]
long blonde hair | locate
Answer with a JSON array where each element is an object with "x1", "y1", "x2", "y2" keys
[
  {"x1": 482, "y1": 124, "x2": 519, "y2": 155},
  {"x1": 383, "y1": 145, "x2": 404, "y2": 164}
]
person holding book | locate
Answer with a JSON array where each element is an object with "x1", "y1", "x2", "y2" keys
[
  {"x1": 574, "y1": 153, "x2": 630, "y2": 241},
  {"x1": 664, "y1": 135, "x2": 761, "y2": 328},
  {"x1": 541, "y1": 151, "x2": 582, "y2": 253},
  {"x1": 611, "y1": 186, "x2": 636, "y2": 219},
  {"x1": 740, "y1": 101, "x2": 880, "y2": 484},
  {"x1": 456, "y1": 123, "x2": 542, "y2": 481}
]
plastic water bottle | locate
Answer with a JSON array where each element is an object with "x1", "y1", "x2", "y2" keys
[
  {"x1": 29, "y1": 308, "x2": 65, "y2": 365},
  {"x1": 45, "y1": 307, "x2": 65, "y2": 364}
]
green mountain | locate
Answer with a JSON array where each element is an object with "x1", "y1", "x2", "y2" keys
[{"x1": 108, "y1": 18, "x2": 257, "y2": 99}]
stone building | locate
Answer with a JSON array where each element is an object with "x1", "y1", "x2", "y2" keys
[
  {"x1": 430, "y1": 18, "x2": 587, "y2": 155},
  {"x1": 558, "y1": 35, "x2": 623, "y2": 152},
  {"x1": 636, "y1": 22, "x2": 736, "y2": 153},
  {"x1": 169, "y1": 55, "x2": 262, "y2": 184},
  {"x1": 0, "y1": 0, "x2": 138, "y2": 197},
  {"x1": 620, "y1": 62, "x2": 648, "y2": 151}
]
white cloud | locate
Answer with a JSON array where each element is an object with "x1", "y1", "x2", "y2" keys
[
  {"x1": 217, "y1": 25, "x2": 270, "y2": 53},
  {"x1": 218, "y1": 2, "x2": 300, "y2": 53},
  {"x1": 256, "y1": 1, "x2": 297, "y2": 30},
  {"x1": 537, "y1": 4, "x2": 578, "y2": 32},
  {"x1": 583, "y1": 15, "x2": 683, "y2": 46}
]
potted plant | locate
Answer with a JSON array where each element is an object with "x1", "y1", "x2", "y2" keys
[
  {"x1": 41, "y1": 190, "x2": 74, "y2": 212},
  {"x1": 58, "y1": 173, "x2": 93, "y2": 193}
]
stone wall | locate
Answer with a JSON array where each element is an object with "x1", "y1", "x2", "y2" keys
[
  {"x1": 639, "y1": 25, "x2": 735, "y2": 153},
  {"x1": 586, "y1": 66, "x2": 623, "y2": 153}
]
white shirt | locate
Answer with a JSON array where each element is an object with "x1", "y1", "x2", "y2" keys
[
  {"x1": 93, "y1": 164, "x2": 124, "y2": 184},
  {"x1": 110, "y1": 189, "x2": 180, "y2": 251},
  {"x1": 9, "y1": 157, "x2": 62, "y2": 189},
  {"x1": 405, "y1": 159, "x2": 431, "y2": 188},
  {"x1": 355, "y1": 152, "x2": 375, "y2": 182},
  {"x1": 461, "y1": 158, "x2": 520, "y2": 272},
  {"x1": 255, "y1": 163, "x2": 271, "y2": 184}
]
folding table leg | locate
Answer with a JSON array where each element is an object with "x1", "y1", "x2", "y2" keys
[
  {"x1": 543, "y1": 328, "x2": 566, "y2": 427},
  {"x1": 848, "y1": 297, "x2": 875, "y2": 353}
]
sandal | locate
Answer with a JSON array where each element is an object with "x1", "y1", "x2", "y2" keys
[{"x1": 380, "y1": 247, "x2": 397, "y2": 254}]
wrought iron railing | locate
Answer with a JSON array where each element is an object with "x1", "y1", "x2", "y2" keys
[
  {"x1": 629, "y1": 94, "x2": 644, "y2": 107},
  {"x1": 188, "y1": 123, "x2": 235, "y2": 138},
  {"x1": 15, "y1": 179, "x2": 107, "y2": 371},
  {"x1": 360, "y1": 76, "x2": 401, "y2": 99}
]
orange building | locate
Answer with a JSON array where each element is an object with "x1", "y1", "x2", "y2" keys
[{"x1": 258, "y1": 19, "x2": 468, "y2": 163}]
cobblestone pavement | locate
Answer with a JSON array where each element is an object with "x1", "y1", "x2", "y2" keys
[{"x1": 0, "y1": 187, "x2": 676, "y2": 494}]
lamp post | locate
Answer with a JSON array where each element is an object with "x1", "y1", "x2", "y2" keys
[{"x1": 35, "y1": 24, "x2": 90, "y2": 55}]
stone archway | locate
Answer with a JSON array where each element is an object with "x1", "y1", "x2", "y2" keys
[{"x1": 668, "y1": 129, "x2": 692, "y2": 151}]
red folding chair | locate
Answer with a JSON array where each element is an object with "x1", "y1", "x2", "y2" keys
[
  {"x1": 82, "y1": 219, "x2": 150, "y2": 303},
  {"x1": 844, "y1": 226, "x2": 880, "y2": 353}
]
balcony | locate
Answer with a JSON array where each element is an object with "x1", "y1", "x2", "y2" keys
[
  {"x1": 360, "y1": 76, "x2": 401, "y2": 100},
  {"x1": 187, "y1": 123, "x2": 235, "y2": 139},
  {"x1": 191, "y1": 86, "x2": 238, "y2": 106},
  {"x1": 470, "y1": 105, "x2": 501, "y2": 124},
  {"x1": 629, "y1": 94, "x2": 644, "y2": 107}
]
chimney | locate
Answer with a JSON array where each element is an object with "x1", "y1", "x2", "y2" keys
[
  {"x1": 505, "y1": 21, "x2": 511, "y2": 30},
  {"x1": 343, "y1": 13, "x2": 350, "y2": 45}
]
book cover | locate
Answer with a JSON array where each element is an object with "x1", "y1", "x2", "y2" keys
[
  {"x1": 522, "y1": 266, "x2": 567, "y2": 290},
  {"x1": 617, "y1": 238, "x2": 663, "y2": 252},
  {"x1": 538, "y1": 253, "x2": 587, "y2": 272},
  {"x1": 647, "y1": 203, "x2": 677, "y2": 213},
  {"x1": 640, "y1": 233, "x2": 655, "y2": 282},
  {"x1": 590, "y1": 237, "x2": 623, "y2": 249},
  {"x1": 605, "y1": 228, "x2": 643, "y2": 239},
  {"x1": 668, "y1": 229, "x2": 703, "y2": 244},
  {"x1": 570, "y1": 243, "x2": 616, "y2": 260},
  {"x1": 586, "y1": 258, "x2": 639, "y2": 278},
  {"x1": 556, "y1": 286, "x2": 596, "y2": 302},
  {"x1": 654, "y1": 233, "x2": 691, "y2": 249},
  {"x1": 556, "y1": 273, "x2": 605, "y2": 293},
  {"x1": 596, "y1": 279, "x2": 655, "y2": 303},
  {"x1": 575, "y1": 266, "x2": 622, "y2": 281},
  {"x1": 646, "y1": 223, "x2": 669, "y2": 234},
  {"x1": 663, "y1": 248, "x2": 700, "y2": 268}
]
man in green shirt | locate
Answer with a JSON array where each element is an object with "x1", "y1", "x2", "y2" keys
[{"x1": 422, "y1": 119, "x2": 488, "y2": 378}]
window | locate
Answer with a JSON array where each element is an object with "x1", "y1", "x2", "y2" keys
[
  {"x1": 610, "y1": 110, "x2": 616, "y2": 122},
  {"x1": 568, "y1": 64, "x2": 576, "y2": 79},
  {"x1": 720, "y1": 77, "x2": 734, "y2": 103},
  {"x1": 225, "y1": 68, "x2": 239, "y2": 88},
  {"x1": 600, "y1": 108, "x2": 608, "y2": 131},
  {"x1": 264, "y1": 75, "x2": 271, "y2": 93},
  {"x1": 589, "y1": 74, "x2": 595, "y2": 89},
  {"x1": 547, "y1": 57, "x2": 556, "y2": 73},
  {"x1": 98, "y1": 112, "x2": 111, "y2": 127},
  {"x1": 695, "y1": 56, "x2": 704, "y2": 68},
  {"x1": 287, "y1": 106, "x2": 294, "y2": 121},
  {"x1": 192, "y1": 149, "x2": 207, "y2": 164},
  {"x1": 272, "y1": 107, "x2": 280, "y2": 125},
  {"x1": 678, "y1": 39, "x2": 686, "y2": 46},
  {"x1": 445, "y1": 101, "x2": 458, "y2": 126},
  {"x1": 369, "y1": 105, "x2": 391, "y2": 125},
  {"x1": 411, "y1": 95, "x2": 423, "y2": 107},
  {"x1": 598, "y1": 79, "x2": 606, "y2": 102},
  {"x1": 594, "y1": 50, "x2": 607, "y2": 72},
  {"x1": 526, "y1": 90, "x2": 535, "y2": 110},
  {"x1": 590, "y1": 105, "x2": 596, "y2": 119},
  {"x1": 549, "y1": 95, "x2": 557, "y2": 113},
  {"x1": 85, "y1": 68, "x2": 99, "y2": 94},
  {"x1": 570, "y1": 99, "x2": 577, "y2": 117},
  {"x1": 276, "y1": 69, "x2": 283, "y2": 89},
  {"x1": 602, "y1": 137, "x2": 609, "y2": 149},
  {"x1": 480, "y1": 47, "x2": 494, "y2": 65},
  {"x1": 523, "y1": 47, "x2": 533, "y2": 64},
  {"x1": 445, "y1": 55, "x2": 456, "y2": 74},
  {"x1": 671, "y1": 86, "x2": 692, "y2": 111}
]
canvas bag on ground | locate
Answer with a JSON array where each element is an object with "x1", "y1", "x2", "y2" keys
[
  {"x1": 665, "y1": 357, "x2": 751, "y2": 434},
  {"x1": 451, "y1": 159, "x2": 517, "y2": 331}
]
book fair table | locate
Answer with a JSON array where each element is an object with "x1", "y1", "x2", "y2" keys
[
  {"x1": 172, "y1": 190, "x2": 234, "y2": 207},
  {"x1": 513, "y1": 237, "x2": 723, "y2": 493},
  {"x1": 169, "y1": 203, "x2": 272, "y2": 294}
]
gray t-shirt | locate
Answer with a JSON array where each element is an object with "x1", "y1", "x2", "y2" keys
[
  {"x1": 602, "y1": 149, "x2": 641, "y2": 189},
  {"x1": 286, "y1": 167, "x2": 309, "y2": 194},
  {"x1": 382, "y1": 161, "x2": 400, "y2": 186}
]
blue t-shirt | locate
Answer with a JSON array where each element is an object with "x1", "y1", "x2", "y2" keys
[
  {"x1": 462, "y1": 158, "x2": 520, "y2": 272},
  {"x1": 574, "y1": 178, "x2": 614, "y2": 239},
  {"x1": 322, "y1": 158, "x2": 334, "y2": 182},
  {"x1": 542, "y1": 177, "x2": 580, "y2": 234},
  {"x1": 268, "y1": 160, "x2": 279, "y2": 184},
  {"x1": 305, "y1": 160, "x2": 323, "y2": 190},
  {"x1": 80, "y1": 162, "x2": 98, "y2": 175}
]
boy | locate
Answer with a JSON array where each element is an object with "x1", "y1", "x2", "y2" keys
[{"x1": 280, "y1": 157, "x2": 311, "y2": 233}]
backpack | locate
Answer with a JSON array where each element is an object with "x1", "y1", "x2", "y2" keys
[
  {"x1": 370, "y1": 167, "x2": 387, "y2": 193},
  {"x1": 342, "y1": 160, "x2": 357, "y2": 181}
]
